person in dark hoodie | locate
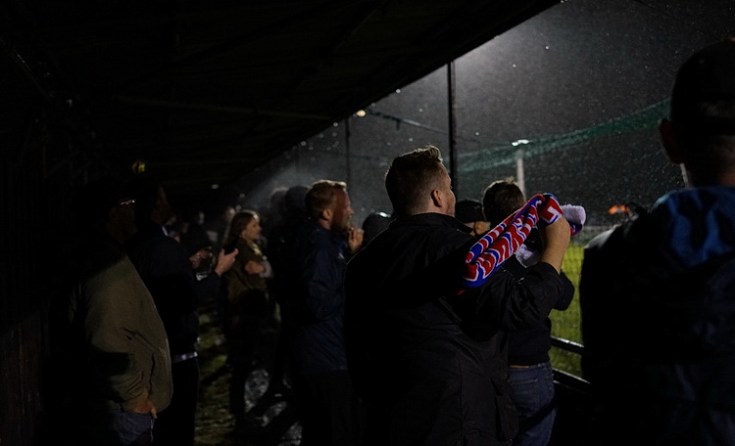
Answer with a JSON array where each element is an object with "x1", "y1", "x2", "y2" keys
[
  {"x1": 580, "y1": 37, "x2": 735, "y2": 445},
  {"x1": 126, "y1": 176, "x2": 237, "y2": 446}
]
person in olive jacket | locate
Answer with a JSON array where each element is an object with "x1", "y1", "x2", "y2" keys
[{"x1": 53, "y1": 176, "x2": 172, "y2": 446}]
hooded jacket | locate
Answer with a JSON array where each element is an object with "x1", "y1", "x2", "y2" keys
[{"x1": 580, "y1": 186, "x2": 735, "y2": 443}]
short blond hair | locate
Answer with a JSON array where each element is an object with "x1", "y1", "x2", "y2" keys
[{"x1": 385, "y1": 145, "x2": 445, "y2": 217}]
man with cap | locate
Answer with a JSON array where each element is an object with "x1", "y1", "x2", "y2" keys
[
  {"x1": 455, "y1": 198, "x2": 490, "y2": 237},
  {"x1": 580, "y1": 37, "x2": 735, "y2": 444}
]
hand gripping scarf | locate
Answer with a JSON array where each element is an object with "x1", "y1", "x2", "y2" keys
[{"x1": 462, "y1": 193, "x2": 584, "y2": 289}]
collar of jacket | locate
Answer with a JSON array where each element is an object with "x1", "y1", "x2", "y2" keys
[{"x1": 392, "y1": 212, "x2": 472, "y2": 233}]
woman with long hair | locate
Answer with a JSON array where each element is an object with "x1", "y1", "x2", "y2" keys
[{"x1": 221, "y1": 210, "x2": 279, "y2": 434}]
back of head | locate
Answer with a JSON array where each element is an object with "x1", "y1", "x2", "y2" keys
[
  {"x1": 285, "y1": 184, "x2": 309, "y2": 216},
  {"x1": 670, "y1": 36, "x2": 735, "y2": 183},
  {"x1": 482, "y1": 178, "x2": 525, "y2": 226},
  {"x1": 385, "y1": 145, "x2": 445, "y2": 217},
  {"x1": 361, "y1": 211, "x2": 392, "y2": 244},
  {"x1": 270, "y1": 187, "x2": 288, "y2": 208},
  {"x1": 129, "y1": 174, "x2": 168, "y2": 226},
  {"x1": 305, "y1": 180, "x2": 346, "y2": 220},
  {"x1": 73, "y1": 175, "x2": 136, "y2": 232},
  {"x1": 180, "y1": 224, "x2": 212, "y2": 258},
  {"x1": 455, "y1": 199, "x2": 484, "y2": 224},
  {"x1": 71, "y1": 175, "x2": 136, "y2": 275}
]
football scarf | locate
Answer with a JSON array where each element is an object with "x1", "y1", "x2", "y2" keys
[{"x1": 462, "y1": 193, "x2": 583, "y2": 289}]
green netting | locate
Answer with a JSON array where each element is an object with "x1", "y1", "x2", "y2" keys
[{"x1": 458, "y1": 99, "x2": 670, "y2": 172}]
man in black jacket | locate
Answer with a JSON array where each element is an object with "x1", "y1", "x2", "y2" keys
[
  {"x1": 344, "y1": 145, "x2": 571, "y2": 445},
  {"x1": 483, "y1": 178, "x2": 574, "y2": 446},
  {"x1": 127, "y1": 176, "x2": 237, "y2": 446}
]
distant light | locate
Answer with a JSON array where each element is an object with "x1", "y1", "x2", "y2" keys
[
  {"x1": 211, "y1": 184, "x2": 219, "y2": 190},
  {"x1": 355, "y1": 110, "x2": 367, "y2": 117},
  {"x1": 395, "y1": 89, "x2": 401, "y2": 94},
  {"x1": 511, "y1": 139, "x2": 530, "y2": 147},
  {"x1": 132, "y1": 159, "x2": 146, "y2": 174}
]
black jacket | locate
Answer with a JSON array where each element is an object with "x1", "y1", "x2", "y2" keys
[
  {"x1": 290, "y1": 220, "x2": 351, "y2": 375},
  {"x1": 345, "y1": 213, "x2": 566, "y2": 445},
  {"x1": 128, "y1": 221, "x2": 220, "y2": 356},
  {"x1": 503, "y1": 256, "x2": 574, "y2": 366}
]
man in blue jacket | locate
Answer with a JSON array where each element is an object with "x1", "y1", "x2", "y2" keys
[
  {"x1": 580, "y1": 37, "x2": 735, "y2": 444},
  {"x1": 290, "y1": 179, "x2": 364, "y2": 446}
]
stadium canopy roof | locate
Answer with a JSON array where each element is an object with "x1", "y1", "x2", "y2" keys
[{"x1": 1, "y1": 0, "x2": 557, "y2": 202}]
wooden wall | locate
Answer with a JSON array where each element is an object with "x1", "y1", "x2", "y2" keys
[
  {"x1": 1, "y1": 152, "x2": 52, "y2": 446},
  {"x1": 1, "y1": 64, "x2": 82, "y2": 445}
]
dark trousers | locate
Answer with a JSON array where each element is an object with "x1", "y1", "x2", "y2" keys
[
  {"x1": 153, "y1": 357, "x2": 200, "y2": 446},
  {"x1": 293, "y1": 371, "x2": 364, "y2": 446}
]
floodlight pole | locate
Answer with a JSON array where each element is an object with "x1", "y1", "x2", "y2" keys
[
  {"x1": 345, "y1": 117, "x2": 352, "y2": 186},
  {"x1": 515, "y1": 148, "x2": 526, "y2": 197},
  {"x1": 447, "y1": 61, "x2": 457, "y2": 190}
]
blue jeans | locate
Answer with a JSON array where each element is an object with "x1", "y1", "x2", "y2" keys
[
  {"x1": 77, "y1": 408, "x2": 154, "y2": 445},
  {"x1": 110, "y1": 410, "x2": 155, "y2": 445},
  {"x1": 507, "y1": 361, "x2": 556, "y2": 446}
]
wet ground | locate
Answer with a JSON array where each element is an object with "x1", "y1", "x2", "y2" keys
[{"x1": 195, "y1": 308, "x2": 301, "y2": 446}]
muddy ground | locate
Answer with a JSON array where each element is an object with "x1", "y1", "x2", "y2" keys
[{"x1": 195, "y1": 308, "x2": 301, "y2": 446}]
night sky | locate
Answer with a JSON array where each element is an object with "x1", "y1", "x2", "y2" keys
[{"x1": 242, "y1": 0, "x2": 735, "y2": 229}]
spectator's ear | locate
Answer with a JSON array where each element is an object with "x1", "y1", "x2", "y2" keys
[
  {"x1": 320, "y1": 207, "x2": 333, "y2": 224},
  {"x1": 659, "y1": 118, "x2": 684, "y2": 164},
  {"x1": 433, "y1": 187, "x2": 455, "y2": 211}
]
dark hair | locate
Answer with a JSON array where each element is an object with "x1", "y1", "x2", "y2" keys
[
  {"x1": 455, "y1": 199, "x2": 484, "y2": 224},
  {"x1": 223, "y1": 210, "x2": 259, "y2": 247},
  {"x1": 482, "y1": 178, "x2": 525, "y2": 226},
  {"x1": 385, "y1": 145, "x2": 445, "y2": 217},
  {"x1": 285, "y1": 184, "x2": 309, "y2": 214},
  {"x1": 180, "y1": 224, "x2": 212, "y2": 257},
  {"x1": 305, "y1": 180, "x2": 347, "y2": 220},
  {"x1": 361, "y1": 211, "x2": 392, "y2": 244},
  {"x1": 73, "y1": 175, "x2": 135, "y2": 230},
  {"x1": 670, "y1": 37, "x2": 735, "y2": 181}
]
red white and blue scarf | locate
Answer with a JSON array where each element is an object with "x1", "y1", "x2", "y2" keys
[{"x1": 462, "y1": 193, "x2": 583, "y2": 289}]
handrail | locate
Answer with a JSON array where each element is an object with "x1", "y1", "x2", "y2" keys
[
  {"x1": 550, "y1": 336, "x2": 584, "y2": 355},
  {"x1": 553, "y1": 368, "x2": 590, "y2": 388}
]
